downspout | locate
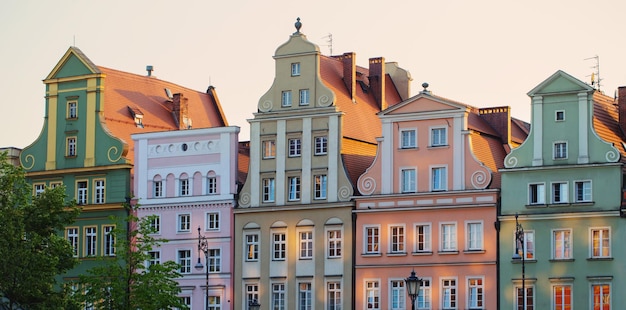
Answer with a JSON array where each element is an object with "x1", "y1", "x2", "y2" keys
[
  {"x1": 495, "y1": 195, "x2": 501, "y2": 310},
  {"x1": 352, "y1": 211, "x2": 357, "y2": 309}
]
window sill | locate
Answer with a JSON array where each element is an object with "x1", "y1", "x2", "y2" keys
[
  {"x1": 438, "y1": 250, "x2": 459, "y2": 255},
  {"x1": 412, "y1": 251, "x2": 433, "y2": 256},
  {"x1": 386, "y1": 252, "x2": 407, "y2": 257},
  {"x1": 428, "y1": 145, "x2": 449, "y2": 149},
  {"x1": 549, "y1": 258, "x2": 574, "y2": 262},
  {"x1": 587, "y1": 257, "x2": 613, "y2": 261},
  {"x1": 464, "y1": 249, "x2": 486, "y2": 254},
  {"x1": 511, "y1": 259, "x2": 537, "y2": 264},
  {"x1": 361, "y1": 253, "x2": 382, "y2": 257},
  {"x1": 399, "y1": 147, "x2": 418, "y2": 150}
]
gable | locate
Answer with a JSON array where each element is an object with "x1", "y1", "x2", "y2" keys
[
  {"x1": 382, "y1": 95, "x2": 464, "y2": 116},
  {"x1": 45, "y1": 47, "x2": 100, "y2": 80},
  {"x1": 528, "y1": 70, "x2": 593, "y2": 96}
]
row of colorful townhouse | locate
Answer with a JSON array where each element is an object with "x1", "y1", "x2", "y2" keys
[{"x1": 14, "y1": 18, "x2": 626, "y2": 310}]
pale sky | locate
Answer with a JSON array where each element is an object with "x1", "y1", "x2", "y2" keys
[{"x1": 2, "y1": 0, "x2": 625, "y2": 148}]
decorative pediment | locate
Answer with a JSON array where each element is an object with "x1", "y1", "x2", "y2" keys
[
  {"x1": 45, "y1": 46, "x2": 100, "y2": 81},
  {"x1": 527, "y1": 70, "x2": 594, "y2": 96},
  {"x1": 380, "y1": 93, "x2": 468, "y2": 118}
]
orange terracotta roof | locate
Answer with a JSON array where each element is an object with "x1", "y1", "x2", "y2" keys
[
  {"x1": 592, "y1": 91, "x2": 626, "y2": 162},
  {"x1": 238, "y1": 141, "x2": 250, "y2": 187}
]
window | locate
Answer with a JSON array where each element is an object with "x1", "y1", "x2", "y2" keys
[
  {"x1": 442, "y1": 278, "x2": 457, "y2": 309},
  {"x1": 591, "y1": 228, "x2": 610, "y2": 258},
  {"x1": 50, "y1": 181, "x2": 62, "y2": 188},
  {"x1": 263, "y1": 178, "x2": 275, "y2": 202},
  {"x1": 206, "y1": 212, "x2": 220, "y2": 230},
  {"x1": 327, "y1": 281, "x2": 341, "y2": 310},
  {"x1": 104, "y1": 225, "x2": 115, "y2": 256},
  {"x1": 366, "y1": 281, "x2": 380, "y2": 310},
  {"x1": 575, "y1": 180, "x2": 592, "y2": 202},
  {"x1": 554, "y1": 142, "x2": 567, "y2": 159},
  {"x1": 179, "y1": 296, "x2": 192, "y2": 310},
  {"x1": 291, "y1": 63, "x2": 301, "y2": 76},
  {"x1": 389, "y1": 225, "x2": 405, "y2": 253},
  {"x1": 208, "y1": 296, "x2": 221, "y2": 310},
  {"x1": 552, "y1": 182, "x2": 568, "y2": 204},
  {"x1": 529, "y1": 183, "x2": 545, "y2": 205},
  {"x1": 299, "y1": 89, "x2": 310, "y2": 105},
  {"x1": 147, "y1": 251, "x2": 161, "y2": 266},
  {"x1": 77, "y1": 181, "x2": 88, "y2": 204},
  {"x1": 272, "y1": 232, "x2": 286, "y2": 260},
  {"x1": 390, "y1": 280, "x2": 405, "y2": 310},
  {"x1": 365, "y1": 226, "x2": 380, "y2": 254},
  {"x1": 401, "y1": 168, "x2": 416, "y2": 193},
  {"x1": 245, "y1": 234, "x2": 259, "y2": 261},
  {"x1": 467, "y1": 278, "x2": 483, "y2": 309},
  {"x1": 150, "y1": 215, "x2": 161, "y2": 234},
  {"x1": 315, "y1": 136, "x2": 328, "y2": 155},
  {"x1": 34, "y1": 183, "x2": 45, "y2": 196},
  {"x1": 272, "y1": 283, "x2": 286, "y2": 310},
  {"x1": 299, "y1": 231, "x2": 313, "y2": 259},
  {"x1": 67, "y1": 137, "x2": 77, "y2": 156},
  {"x1": 441, "y1": 223, "x2": 457, "y2": 252},
  {"x1": 314, "y1": 174, "x2": 327, "y2": 199},
  {"x1": 207, "y1": 176, "x2": 217, "y2": 194},
  {"x1": 592, "y1": 283, "x2": 610, "y2": 310},
  {"x1": 177, "y1": 250, "x2": 191, "y2": 274},
  {"x1": 178, "y1": 214, "x2": 191, "y2": 232},
  {"x1": 288, "y1": 176, "x2": 301, "y2": 201},
  {"x1": 417, "y1": 279, "x2": 432, "y2": 309},
  {"x1": 66, "y1": 227, "x2": 78, "y2": 257},
  {"x1": 153, "y1": 179, "x2": 163, "y2": 198},
  {"x1": 85, "y1": 227, "x2": 97, "y2": 256},
  {"x1": 553, "y1": 229, "x2": 572, "y2": 259},
  {"x1": 282, "y1": 91, "x2": 292, "y2": 107},
  {"x1": 246, "y1": 284, "x2": 259, "y2": 307},
  {"x1": 466, "y1": 221, "x2": 483, "y2": 251},
  {"x1": 208, "y1": 249, "x2": 221, "y2": 272},
  {"x1": 263, "y1": 140, "x2": 276, "y2": 159},
  {"x1": 179, "y1": 177, "x2": 189, "y2": 196},
  {"x1": 415, "y1": 224, "x2": 432, "y2": 253},
  {"x1": 298, "y1": 282, "x2": 312, "y2": 310},
  {"x1": 432, "y1": 167, "x2": 447, "y2": 191},
  {"x1": 94, "y1": 179, "x2": 105, "y2": 204},
  {"x1": 553, "y1": 284, "x2": 571, "y2": 310},
  {"x1": 514, "y1": 231, "x2": 535, "y2": 260},
  {"x1": 431, "y1": 127, "x2": 447, "y2": 146},
  {"x1": 515, "y1": 285, "x2": 534, "y2": 310},
  {"x1": 68, "y1": 101, "x2": 78, "y2": 119},
  {"x1": 401, "y1": 129, "x2": 417, "y2": 149},
  {"x1": 327, "y1": 229, "x2": 342, "y2": 258},
  {"x1": 289, "y1": 138, "x2": 302, "y2": 157},
  {"x1": 556, "y1": 110, "x2": 565, "y2": 121}
]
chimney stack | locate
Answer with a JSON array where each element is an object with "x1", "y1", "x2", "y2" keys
[
  {"x1": 341, "y1": 52, "x2": 356, "y2": 102},
  {"x1": 146, "y1": 65, "x2": 154, "y2": 77},
  {"x1": 479, "y1": 106, "x2": 511, "y2": 146},
  {"x1": 172, "y1": 93, "x2": 190, "y2": 129},
  {"x1": 618, "y1": 86, "x2": 626, "y2": 135},
  {"x1": 369, "y1": 57, "x2": 386, "y2": 110}
]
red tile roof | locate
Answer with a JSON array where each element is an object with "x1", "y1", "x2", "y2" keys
[{"x1": 592, "y1": 91, "x2": 626, "y2": 162}]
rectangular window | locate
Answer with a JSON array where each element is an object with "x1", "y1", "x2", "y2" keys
[
  {"x1": 529, "y1": 183, "x2": 545, "y2": 205},
  {"x1": 417, "y1": 279, "x2": 431, "y2": 309},
  {"x1": 153, "y1": 180, "x2": 163, "y2": 198},
  {"x1": 263, "y1": 178, "x2": 275, "y2": 202},
  {"x1": 289, "y1": 138, "x2": 302, "y2": 157},
  {"x1": 552, "y1": 182, "x2": 568, "y2": 203},
  {"x1": 401, "y1": 169, "x2": 416, "y2": 193},
  {"x1": 272, "y1": 232, "x2": 286, "y2": 261},
  {"x1": 77, "y1": 181, "x2": 88, "y2": 205},
  {"x1": 314, "y1": 175, "x2": 327, "y2": 199},
  {"x1": 315, "y1": 136, "x2": 328, "y2": 155},
  {"x1": 556, "y1": 110, "x2": 565, "y2": 121},
  {"x1": 299, "y1": 89, "x2": 310, "y2": 105},
  {"x1": 415, "y1": 224, "x2": 432, "y2": 253},
  {"x1": 401, "y1": 129, "x2": 417, "y2": 149},
  {"x1": 592, "y1": 283, "x2": 610, "y2": 310},
  {"x1": 66, "y1": 227, "x2": 79, "y2": 257},
  {"x1": 150, "y1": 215, "x2": 161, "y2": 234},
  {"x1": 366, "y1": 281, "x2": 380, "y2": 310},
  {"x1": 263, "y1": 140, "x2": 276, "y2": 159},
  {"x1": 442, "y1": 278, "x2": 457, "y2": 309},
  {"x1": 288, "y1": 176, "x2": 301, "y2": 201},
  {"x1": 591, "y1": 228, "x2": 610, "y2": 258},
  {"x1": 50, "y1": 181, "x2": 62, "y2": 188},
  {"x1": 104, "y1": 225, "x2": 115, "y2": 256},
  {"x1": 441, "y1": 223, "x2": 457, "y2": 252},
  {"x1": 208, "y1": 248, "x2": 221, "y2": 272},
  {"x1": 177, "y1": 250, "x2": 191, "y2": 274},
  {"x1": 281, "y1": 90, "x2": 292, "y2": 107},
  {"x1": 67, "y1": 137, "x2": 77, "y2": 157},
  {"x1": 34, "y1": 183, "x2": 45, "y2": 196},
  {"x1": 327, "y1": 229, "x2": 342, "y2": 258},
  {"x1": 85, "y1": 227, "x2": 97, "y2": 256},
  {"x1": 431, "y1": 127, "x2": 447, "y2": 146},
  {"x1": 178, "y1": 214, "x2": 191, "y2": 232},
  {"x1": 553, "y1": 229, "x2": 572, "y2": 259},
  {"x1": 207, "y1": 177, "x2": 217, "y2": 194},
  {"x1": 93, "y1": 179, "x2": 105, "y2": 204},
  {"x1": 468, "y1": 278, "x2": 483, "y2": 309},
  {"x1": 246, "y1": 284, "x2": 259, "y2": 307},
  {"x1": 432, "y1": 167, "x2": 447, "y2": 191},
  {"x1": 246, "y1": 234, "x2": 259, "y2": 261},
  {"x1": 272, "y1": 283, "x2": 286, "y2": 310},
  {"x1": 553, "y1": 284, "x2": 571, "y2": 310},
  {"x1": 575, "y1": 180, "x2": 592, "y2": 202},
  {"x1": 298, "y1": 282, "x2": 312, "y2": 310},
  {"x1": 299, "y1": 231, "x2": 313, "y2": 259},
  {"x1": 466, "y1": 222, "x2": 483, "y2": 251},
  {"x1": 554, "y1": 142, "x2": 567, "y2": 159},
  {"x1": 515, "y1": 286, "x2": 534, "y2": 310},
  {"x1": 514, "y1": 231, "x2": 535, "y2": 260},
  {"x1": 327, "y1": 281, "x2": 341, "y2": 310},
  {"x1": 180, "y1": 296, "x2": 192, "y2": 309},
  {"x1": 179, "y1": 178, "x2": 189, "y2": 196},
  {"x1": 68, "y1": 101, "x2": 78, "y2": 119},
  {"x1": 147, "y1": 251, "x2": 161, "y2": 266},
  {"x1": 390, "y1": 225, "x2": 405, "y2": 253},
  {"x1": 365, "y1": 226, "x2": 380, "y2": 254},
  {"x1": 291, "y1": 63, "x2": 301, "y2": 76},
  {"x1": 390, "y1": 280, "x2": 405, "y2": 310},
  {"x1": 206, "y1": 212, "x2": 220, "y2": 230}
]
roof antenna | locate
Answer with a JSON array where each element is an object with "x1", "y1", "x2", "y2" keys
[
  {"x1": 585, "y1": 55, "x2": 601, "y2": 92},
  {"x1": 73, "y1": 35, "x2": 76, "y2": 47},
  {"x1": 322, "y1": 33, "x2": 333, "y2": 55}
]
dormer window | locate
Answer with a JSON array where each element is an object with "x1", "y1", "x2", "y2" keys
[
  {"x1": 128, "y1": 106, "x2": 144, "y2": 128},
  {"x1": 556, "y1": 110, "x2": 565, "y2": 121},
  {"x1": 67, "y1": 101, "x2": 78, "y2": 119},
  {"x1": 291, "y1": 63, "x2": 301, "y2": 76}
]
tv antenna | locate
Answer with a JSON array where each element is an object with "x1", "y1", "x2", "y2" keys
[
  {"x1": 322, "y1": 33, "x2": 333, "y2": 55},
  {"x1": 585, "y1": 55, "x2": 601, "y2": 91}
]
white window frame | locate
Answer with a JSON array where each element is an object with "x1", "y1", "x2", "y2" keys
[
  {"x1": 554, "y1": 141, "x2": 568, "y2": 159},
  {"x1": 272, "y1": 231, "x2": 286, "y2": 261},
  {"x1": 515, "y1": 284, "x2": 535, "y2": 310},
  {"x1": 77, "y1": 180, "x2": 88, "y2": 205},
  {"x1": 514, "y1": 230, "x2": 535, "y2": 260},
  {"x1": 430, "y1": 126, "x2": 447, "y2": 147},
  {"x1": 94, "y1": 179, "x2": 105, "y2": 204},
  {"x1": 288, "y1": 176, "x2": 301, "y2": 201},
  {"x1": 153, "y1": 179, "x2": 163, "y2": 198},
  {"x1": 555, "y1": 110, "x2": 565, "y2": 121},
  {"x1": 467, "y1": 276, "x2": 484, "y2": 310},
  {"x1": 245, "y1": 233, "x2": 259, "y2": 262},
  {"x1": 207, "y1": 176, "x2": 217, "y2": 194},
  {"x1": 400, "y1": 128, "x2": 417, "y2": 149},
  {"x1": 299, "y1": 89, "x2": 310, "y2": 105},
  {"x1": 389, "y1": 279, "x2": 405, "y2": 310},
  {"x1": 552, "y1": 228, "x2": 572, "y2": 260},
  {"x1": 263, "y1": 178, "x2": 275, "y2": 202},
  {"x1": 590, "y1": 282, "x2": 611, "y2": 310},
  {"x1": 177, "y1": 213, "x2": 191, "y2": 233},
  {"x1": 245, "y1": 283, "x2": 260, "y2": 307},
  {"x1": 34, "y1": 183, "x2": 45, "y2": 196},
  {"x1": 575, "y1": 180, "x2": 592, "y2": 202},
  {"x1": 66, "y1": 227, "x2": 79, "y2": 257},
  {"x1": 177, "y1": 249, "x2": 192, "y2": 274},
  {"x1": 150, "y1": 215, "x2": 161, "y2": 234},
  {"x1": 314, "y1": 136, "x2": 328, "y2": 155},
  {"x1": 327, "y1": 228, "x2": 342, "y2": 258},
  {"x1": 281, "y1": 90, "x2": 292, "y2": 107},
  {"x1": 68, "y1": 101, "x2": 78, "y2": 119},
  {"x1": 291, "y1": 62, "x2": 301, "y2": 76},
  {"x1": 103, "y1": 225, "x2": 115, "y2": 256},
  {"x1": 314, "y1": 174, "x2": 327, "y2": 200},
  {"x1": 327, "y1": 280, "x2": 341, "y2": 310},
  {"x1": 263, "y1": 140, "x2": 276, "y2": 159},
  {"x1": 440, "y1": 277, "x2": 457, "y2": 309},
  {"x1": 289, "y1": 138, "x2": 302, "y2": 157},
  {"x1": 147, "y1": 250, "x2": 161, "y2": 267},
  {"x1": 388, "y1": 224, "x2": 405, "y2": 254},
  {"x1": 85, "y1": 226, "x2": 97, "y2": 256},
  {"x1": 431, "y1": 166, "x2": 447, "y2": 191},
  {"x1": 440, "y1": 222, "x2": 457, "y2": 252},
  {"x1": 529, "y1": 183, "x2": 545, "y2": 205},
  {"x1": 208, "y1": 248, "x2": 221, "y2": 273},
  {"x1": 365, "y1": 280, "x2": 380, "y2": 310},
  {"x1": 552, "y1": 283, "x2": 572, "y2": 310},
  {"x1": 401, "y1": 168, "x2": 416, "y2": 193},
  {"x1": 551, "y1": 181, "x2": 569, "y2": 204},
  {"x1": 590, "y1": 227, "x2": 611, "y2": 258},
  {"x1": 67, "y1": 136, "x2": 77, "y2": 156},
  {"x1": 298, "y1": 281, "x2": 313, "y2": 310},
  {"x1": 414, "y1": 223, "x2": 432, "y2": 253},
  {"x1": 466, "y1": 221, "x2": 483, "y2": 251},
  {"x1": 417, "y1": 278, "x2": 432, "y2": 309},
  {"x1": 206, "y1": 212, "x2": 220, "y2": 231},
  {"x1": 364, "y1": 225, "x2": 380, "y2": 254},
  {"x1": 271, "y1": 282, "x2": 286, "y2": 310},
  {"x1": 299, "y1": 230, "x2": 314, "y2": 260}
]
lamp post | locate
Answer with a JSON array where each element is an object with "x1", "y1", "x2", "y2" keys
[
  {"x1": 248, "y1": 299, "x2": 261, "y2": 310},
  {"x1": 194, "y1": 226, "x2": 210, "y2": 310},
  {"x1": 405, "y1": 269, "x2": 422, "y2": 310},
  {"x1": 512, "y1": 213, "x2": 526, "y2": 310}
]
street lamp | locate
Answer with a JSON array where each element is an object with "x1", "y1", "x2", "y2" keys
[
  {"x1": 248, "y1": 299, "x2": 261, "y2": 310},
  {"x1": 512, "y1": 213, "x2": 526, "y2": 310},
  {"x1": 405, "y1": 269, "x2": 422, "y2": 310},
  {"x1": 195, "y1": 226, "x2": 210, "y2": 310}
]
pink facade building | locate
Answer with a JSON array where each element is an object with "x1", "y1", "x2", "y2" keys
[
  {"x1": 133, "y1": 126, "x2": 240, "y2": 310},
  {"x1": 354, "y1": 85, "x2": 528, "y2": 309}
]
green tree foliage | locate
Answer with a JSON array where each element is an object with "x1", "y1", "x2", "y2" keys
[
  {"x1": 0, "y1": 152, "x2": 81, "y2": 309},
  {"x1": 75, "y1": 204, "x2": 188, "y2": 310}
]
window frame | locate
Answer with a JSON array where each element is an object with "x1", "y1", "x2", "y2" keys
[
  {"x1": 529, "y1": 183, "x2": 546, "y2": 205},
  {"x1": 389, "y1": 279, "x2": 405, "y2": 310},
  {"x1": 401, "y1": 168, "x2": 417, "y2": 193},
  {"x1": 552, "y1": 283, "x2": 572, "y2": 310},
  {"x1": 281, "y1": 90, "x2": 292, "y2": 107},
  {"x1": 177, "y1": 213, "x2": 191, "y2": 233},
  {"x1": 467, "y1": 276, "x2": 484, "y2": 310},
  {"x1": 77, "y1": 180, "x2": 88, "y2": 205},
  {"x1": 291, "y1": 62, "x2": 301, "y2": 76},
  {"x1": 590, "y1": 227, "x2": 611, "y2": 258},
  {"x1": 551, "y1": 181, "x2": 569, "y2": 204},
  {"x1": 514, "y1": 230, "x2": 535, "y2": 260},
  {"x1": 431, "y1": 166, "x2": 448, "y2": 191},
  {"x1": 179, "y1": 176, "x2": 189, "y2": 196},
  {"x1": 365, "y1": 280, "x2": 380, "y2": 310},
  {"x1": 288, "y1": 138, "x2": 302, "y2": 157},
  {"x1": 245, "y1": 233, "x2": 259, "y2": 262},
  {"x1": 177, "y1": 249, "x2": 192, "y2": 274},
  {"x1": 314, "y1": 174, "x2": 327, "y2": 200},
  {"x1": 153, "y1": 178, "x2": 163, "y2": 198},
  {"x1": 554, "y1": 141, "x2": 568, "y2": 160},
  {"x1": 67, "y1": 101, "x2": 78, "y2": 119},
  {"x1": 206, "y1": 212, "x2": 220, "y2": 231},
  {"x1": 327, "y1": 228, "x2": 342, "y2": 259},
  {"x1": 263, "y1": 178, "x2": 276, "y2": 202},
  {"x1": 414, "y1": 223, "x2": 432, "y2": 253},
  {"x1": 149, "y1": 215, "x2": 161, "y2": 234},
  {"x1": 271, "y1": 282, "x2": 286, "y2": 310},
  {"x1": 299, "y1": 89, "x2": 310, "y2": 105},
  {"x1": 208, "y1": 248, "x2": 221, "y2": 273},
  {"x1": 555, "y1": 110, "x2": 565, "y2": 121},
  {"x1": 263, "y1": 140, "x2": 276, "y2": 159},
  {"x1": 314, "y1": 136, "x2": 328, "y2": 155},
  {"x1": 94, "y1": 179, "x2": 105, "y2": 204},
  {"x1": 575, "y1": 180, "x2": 592, "y2": 202},
  {"x1": 327, "y1": 280, "x2": 342, "y2": 310},
  {"x1": 400, "y1": 128, "x2": 417, "y2": 149},
  {"x1": 207, "y1": 176, "x2": 218, "y2": 194},
  {"x1": 103, "y1": 225, "x2": 115, "y2": 257},
  {"x1": 552, "y1": 228, "x2": 572, "y2": 260},
  {"x1": 440, "y1": 222, "x2": 457, "y2": 252},
  {"x1": 591, "y1": 282, "x2": 611, "y2": 310},
  {"x1": 364, "y1": 225, "x2": 380, "y2": 254},
  {"x1": 66, "y1": 136, "x2": 77, "y2": 157},
  {"x1": 147, "y1": 250, "x2": 161, "y2": 267},
  {"x1": 298, "y1": 230, "x2": 314, "y2": 260},
  {"x1": 466, "y1": 221, "x2": 483, "y2": 251},
  {"x1": 441, "y1": 277, "x2": 457, "y2": 309},
  {"x1": 430, "y1": 126, "x2": 447, "y2": 147},
  {"x1": 84, "y1": 226, "x2": 97, "y2": 257},
  {"x1": 288, "y1": 176, "x2": 301, "y2": 201},
  {"x1": 298, "y1": 281, "x2": 313, "y2": 310},
  {"x1": 66, "y1": 227, "x2": 79, "y2": 257},
  {"x1": 272, "y1": 231, "x2": 286, "y2": 261},
  {"x1": 388, "y1": 224, "x2": 406, "y2": 254},
  {"x1": 417, "y1": 278, "x2": 432, "y2": 309}
]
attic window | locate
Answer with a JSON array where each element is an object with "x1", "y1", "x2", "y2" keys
[
  {"x1": 291, "y1": 63, "x2": 301, "y2": 76},
  {"x1": 556, "y1": 110, "x2": 565, "y2": 121},
  {"x1": 127, "y1": 106, "x2": 144, "y2": 128}
]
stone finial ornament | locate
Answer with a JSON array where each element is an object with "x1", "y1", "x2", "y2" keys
[{"x1": 294, "y1": 17, "x2": 302, "y2": 34}]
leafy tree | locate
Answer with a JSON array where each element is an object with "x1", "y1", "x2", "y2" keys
[
  {"x1": 0, "y1": 151, "x2": 81, "y2": 309},
  {"x1": 75, "y1": 203, "x2": 187, "y2": 310}
]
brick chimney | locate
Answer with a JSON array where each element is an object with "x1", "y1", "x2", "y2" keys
[
  {"x1": 619, "y1": 86, "x2": 626, "y2": 135},
  {"x1": 341, "y1": 52, "x2": 356, "y2": 102},
  {"x1": 479, "y1": 106, "x2": 511, "y2": 145},
  {"x1": 172, "y1": 93, "x2": 190, "y2": 129},
  {"x1": 369, "y1": 57, "x2": 386, "y2": 110}
]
